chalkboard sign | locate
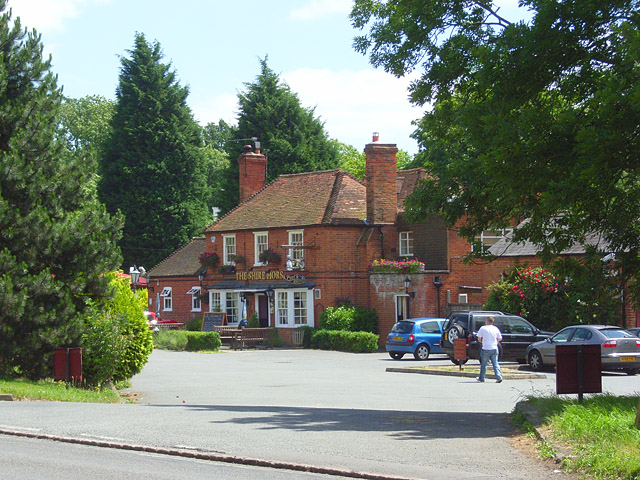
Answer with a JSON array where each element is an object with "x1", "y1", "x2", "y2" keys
[{"x1": 202, "y1": 312, "x2": 227, "y2": 331}]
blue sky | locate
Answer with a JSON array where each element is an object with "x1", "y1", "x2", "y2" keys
[{"x1": 11, "y1": 0, "x2": 528, "y2": 155}]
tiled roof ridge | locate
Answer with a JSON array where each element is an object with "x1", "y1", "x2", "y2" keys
[
  {"x1": 149, "y1": 236, "x2": 205, "y2": 272},
  {"x1": 322, "y1": 170, "x2": 343, "y2": 224}
]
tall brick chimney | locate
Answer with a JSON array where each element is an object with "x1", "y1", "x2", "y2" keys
[
  {"x1": 365, "y1": 132, "x2": 397, "y2": 225},
  {"x1": 238, "y1": 144, "x2": 266, "y2": 203}
]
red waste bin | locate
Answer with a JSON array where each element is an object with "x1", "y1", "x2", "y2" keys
[{"x1": 53, "y1": 348, "x2": 82, "y2": 383}]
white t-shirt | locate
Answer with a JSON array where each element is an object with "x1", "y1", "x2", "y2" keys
[{"x1": 477, "y1": 324, "x2": 502, "y2": 350}]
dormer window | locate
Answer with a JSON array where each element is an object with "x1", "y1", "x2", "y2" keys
[
  {"x1": 399, "y1": 231, "x2": 414, "y2": 257},
  {"x1": 223, "y1": 234, "x2": 236, "y2": 265}
]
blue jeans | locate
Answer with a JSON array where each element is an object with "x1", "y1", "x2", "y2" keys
[{"x1": 479, "y1": 348, "x2": 502, "y2": 381}]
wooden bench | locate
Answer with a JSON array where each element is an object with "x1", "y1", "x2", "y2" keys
[
  {"x1": 232, "y1": 328, "x2": 275, "y2": 350},
  {"x1": 213, "y1": 326, "x2": 242, "y2": 344}
]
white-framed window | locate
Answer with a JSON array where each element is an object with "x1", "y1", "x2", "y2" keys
[
  {"x1": 275, "y1": 289, "x2": 314, "y2": 327},
  {"x1": 473, "y1": 229, "x2": 513, "y2": 252},
  {"x1": 458, "y1": 293, "x2": 468, "y2": 304},
  {"x1": 223, "y1": 234, "x2": 236, "y2": 265},
  {"x1": 186, "y1": 286, "x2": 201, "y2": 312},
  {"x1": 209, "y1": 290, "x2": 240, "y2": 323},
  {"x1": 399, "y1": 231, "x2": 414, "y2": 256},
  {"x1": 210, "y1": 291, "x2": 221, "y2": 312},
  {"x1": 225, "y1": 292, "x2": 238, "y2": 323},
  {"x1": 293, "y1": 292, "x2": 307, "y2": 325},
  {"x1": 287, "y1": 230, "x2": 304, "y2": 270},
  {"x1": 254, "y1": 231, "x2": 268, "y2": 265},
  {"x1": 161, "y1": 286, "x2": 172, "y2": 311},
  {"x1": 277, "y1": 291, "x2": 288, "y2": 326}
]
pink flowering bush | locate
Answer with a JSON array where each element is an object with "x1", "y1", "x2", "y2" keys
[
  {"x1": 485, "y1": 255, "x2": 621, "y2": 331},
  {"x1": 370, "y1": 258, "x2": 425, "y2": 274}
]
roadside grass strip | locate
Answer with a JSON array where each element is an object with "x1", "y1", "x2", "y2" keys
[{"x1": 518, "y1": 394, "x2": 640, "y2": 480}]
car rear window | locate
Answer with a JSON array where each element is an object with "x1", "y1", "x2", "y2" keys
[
  {"x1": 391, "y1": 322, "x2": 414, "y2": 334},
  {"x1": 600, "y1": 328, "x2": 634, "y2": 339}
]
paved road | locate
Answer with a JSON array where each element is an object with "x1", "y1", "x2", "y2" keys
[{"x1": 1, "y1": 349, "x2": 638, "y2": 479}]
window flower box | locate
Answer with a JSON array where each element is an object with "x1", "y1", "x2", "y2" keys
[
  {"x1": 370, "y1": 259, "x2": 425, "y2": 274},
  {"x1": 218, "y1": 264, "x2": 236, "y2": 274},
  {"x1": 258, "y1": 248, "x2": 281, "y2": 265},
  {"x1": 199, "y1": 252, "x2": 219, "y2": 268},
  {"x1": 229, "y1": 254, "x2": 246, "y2": 264}
]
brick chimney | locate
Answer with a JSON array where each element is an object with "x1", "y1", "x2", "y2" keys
[
  {"x1": 238, "y1": 144, "x2": 266, "y2": 203},
  {"x1": 365, "y1": 132, "x2": 397, "y2": 225}
]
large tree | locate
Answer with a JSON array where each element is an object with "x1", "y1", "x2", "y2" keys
[
  {"x1": 351, "y1": 0, "x2": 640, "y2": 303},
  {"x1": 0, "y1": 2, "x2": 122, "y2": 378},
  {"x1": 99, "y1": 33, "x2": 211, "y2": 269},
  {"x1": 217, "y1": 58, "x2": 340, "y2": 214}
]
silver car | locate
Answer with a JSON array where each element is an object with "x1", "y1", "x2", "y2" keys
[{"x1": 526, "y1": 325, "x2": 640, "y2": 375}]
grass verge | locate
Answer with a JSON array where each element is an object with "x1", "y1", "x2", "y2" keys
[
  {"x1": 515, "y1": 394, "x2": 640, "y2": 479},
  {"x1": 0, "y1": 377, "x2": 123, "y2": 403}
]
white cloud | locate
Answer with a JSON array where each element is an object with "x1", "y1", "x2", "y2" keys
[
  {"x1": 10, "y1": 0, "x2": 111, "y2": 33},
  {"x1": 283, "y1": 68, "x2": 424, "y2": 153},
  {"x1": 290, "y1": 0, "x2": 352, "y2": 21}
]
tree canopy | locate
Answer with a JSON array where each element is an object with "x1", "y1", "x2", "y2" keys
[
  {"x1": 351, "y1": 0, "x2": 640, "y2": 303},
  {"x1": 99, "y1": 33, "x2": 211, "y2": 269},
  {"x1": 215, "y1": 58, "x2": 340, "y2": 214},
  {"x1": 0, "y1": 2, "x2": 122, "y2": 378}
]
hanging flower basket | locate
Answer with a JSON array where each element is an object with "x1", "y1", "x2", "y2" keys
[
  {"x1": 370, "y1": 259, "x2": 425, "y2": 274},
  {"x1": 199, "y1": 252, "x2": 219, "y2": 268},
  {"x1": 258, "y1": 248, "x2": 281, "y2": 265}
]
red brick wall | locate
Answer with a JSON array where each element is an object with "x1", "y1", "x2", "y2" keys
[
  {"x1": 238, "y1": 150, "x2": 266, "y2": 204},
  {"x1": 148, "y1": 276, "x2": 203, "y2": 325},
  {"x1": 365, "y1": 143, "x2": 398, "y2": 225}
]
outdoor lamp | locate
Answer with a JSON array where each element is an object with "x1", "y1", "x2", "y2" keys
[
  {"x1": 129, "y1": 266, "x2": 140, "y2": 290},
  {"x1": 404, "y1": 277, "x2": 415, "y2": 298}
]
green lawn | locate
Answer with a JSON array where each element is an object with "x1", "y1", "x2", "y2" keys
[
  {"x1": 0, "y1": 377, "x2": 123, "y2": 403},
  {"x1": 516, "y1": 394, "x2": 640, "y2": 479}
]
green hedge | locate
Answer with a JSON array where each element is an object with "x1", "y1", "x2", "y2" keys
[
  {"x1": 153, "y1": 331, "x2": 221, "y2": 352},
  {"x1": 318, "y1": 305, "x2": 378, "y2": 333},
  {"x1": 311, "y1": 329, "x2": 379, "y2": 353}
]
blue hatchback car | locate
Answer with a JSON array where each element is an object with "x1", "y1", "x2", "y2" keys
[{"x1": 386, "y1": 318, "x2": 446, "y2": 360}]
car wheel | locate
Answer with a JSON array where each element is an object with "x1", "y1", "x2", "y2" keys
[
  {"x1": 447, "y1": 325, "x2": 464, "y2": 344},
  {"x1": 448, "y1": 354, "x2": 468, "y2": 366},
  {"x1": 389, "y1": 352, "x2": 404, "y2": 360},
  {"x1": 414, "y1": 344, "x2": 430, "y2": 361},
  {"x1": 623, "y1": 368, "x2": 639, "y2": 376},
  {"x1": 528, "y1": 350, "x2": 544, "y2": 372}
]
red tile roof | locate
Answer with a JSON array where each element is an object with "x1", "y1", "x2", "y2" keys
[
  {"x1": 206, "y1": 167, "x2": 428, "y2": 233},
  {"x1": 148, "y1": 237, "x2": 205, "y2": 277}
]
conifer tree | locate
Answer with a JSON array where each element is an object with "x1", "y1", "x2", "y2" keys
[
  {"x1": 218, "y1": 58, "x2": 339, "y2": 214},
  {"x1": 99, "y1": 33, "x2": 210, "y2": 269},
  {"x1": 0, "y1": 2, "x2": 122, "y2": 378}
]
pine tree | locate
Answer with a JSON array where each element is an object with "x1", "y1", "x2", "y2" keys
[
  {"x1": 218, "y1": 58, "x2": 339, "y2": 214},
  {"x1": 99, "y1": 33, "x2": 210, "y2": 269},
  {"x1": 0, "y1": 2, "x2": 122, "y2": 378}
]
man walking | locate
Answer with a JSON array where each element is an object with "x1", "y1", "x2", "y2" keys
[{"x1": 476, "y1": 316, "x2": 503, "y2": 383}]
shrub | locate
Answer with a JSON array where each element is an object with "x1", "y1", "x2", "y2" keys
[
  {"x1": 298, "y1": 325, "x2": 315, "y2": 348},
  {"x1": 153, "y1": 330, "x2": 221, "y2": 351},
  {"x1": 81, "y1": 309, "x2": 130, "y2": 386},
  {"x1": 247, "y1": 313, "x2": 259, "y2": 328},
  {"x1": 319, "y1": 305, "x2": 378, "y2": 333},
  {"x1": 185, "y1": 316, "x2": 203, "y2": 331},
  {"x1": 185, "y1": 332, "x2": 221, "y2": 351},
  {"x1": 81, "y1": 273, "x2": 153, "y2": 385},
  {"x1": 311, "y1": 330, "x2": 379, "y2": 353}
]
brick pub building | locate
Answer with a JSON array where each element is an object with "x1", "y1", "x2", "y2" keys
[{"x1": 149, "y1": 134, "x2": 500, "y2": 345}]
